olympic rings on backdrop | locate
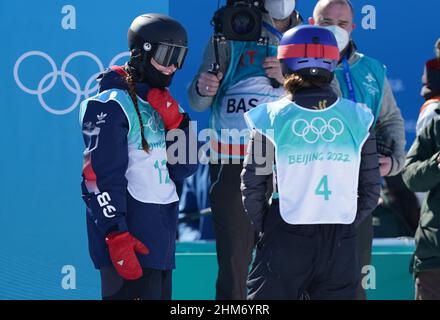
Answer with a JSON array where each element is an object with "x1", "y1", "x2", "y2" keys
[{"x1": 14, "y1": 51, "x2": 130, "y2": 115}]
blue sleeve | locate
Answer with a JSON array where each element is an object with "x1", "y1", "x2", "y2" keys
[
  {"x1": 81, "y1": 99, "x2": 129, "y2": 235},
  {"x1": 166, "y1": 114, "x2": 199, "y2": 181}
]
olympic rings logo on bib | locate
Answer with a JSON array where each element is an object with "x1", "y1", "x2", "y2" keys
[
  {"x1": 141, "y1": 109, "x2": 165, "y2": 134},
  {"x1": 292, "y1": 117, "x2": 344, "y2": 144},
  {"x1": 14, "y1": 50, "x2": 130, "y2": 115}
]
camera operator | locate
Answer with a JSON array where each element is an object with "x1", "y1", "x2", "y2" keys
[{"x1": 187, "y1": 0, "x2": 302, "y2": 300}]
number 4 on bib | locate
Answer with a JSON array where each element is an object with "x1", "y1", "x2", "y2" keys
[{"x1": 315, "y1": 175, "x2": 332, "y2": 201}]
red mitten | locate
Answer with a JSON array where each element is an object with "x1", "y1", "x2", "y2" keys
[
  {"x1": 105, "y1": 232, "x2": 149, "y2": 280},
  {"x1": 147, "y1": 88, "x2": 184, "y2": 130}
]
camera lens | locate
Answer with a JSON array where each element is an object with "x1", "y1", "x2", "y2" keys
[{"x1": 231, "y1": 11, "x2": 255, "y2": 35}]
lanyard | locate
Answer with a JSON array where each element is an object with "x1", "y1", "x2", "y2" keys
[
  {"x1": 342, "y1": 57, "x2": 356, "y2": 103},
  {"x1": 262, "y1": 21, "x2": 283, "y2": 41}
]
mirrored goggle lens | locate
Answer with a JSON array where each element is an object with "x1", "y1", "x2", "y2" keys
[{"x1": 154, "y1": 44, "x2": 188, "y2": 69}]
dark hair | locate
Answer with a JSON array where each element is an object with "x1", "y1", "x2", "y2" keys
[
  {"x1": 125, "y1": 72, "x2": 150, "y2": 152},
  {"x1": 284, "y1": 73, "x2": 329, "y2": 96},
  {"x1": 284, "y1": 73, "x2": 304, "y2": 96}
]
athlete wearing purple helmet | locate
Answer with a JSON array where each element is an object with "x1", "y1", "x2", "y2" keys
[
  {"x1": 278, "y1": 25, "x2": 339, "y2": 81},
  {"x1": 241, "y1": 25, "x2": 380, "y2": 299}
]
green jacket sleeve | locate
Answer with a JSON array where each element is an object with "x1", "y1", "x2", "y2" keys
[{"x1": 402, "y1": 118, "x2": 440, "y2": 192}]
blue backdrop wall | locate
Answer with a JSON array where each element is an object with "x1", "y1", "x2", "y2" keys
[{"x1": 0, "y1": 0, "x2": 438, "y2": 299}]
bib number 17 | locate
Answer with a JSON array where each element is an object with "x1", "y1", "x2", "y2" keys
[
  {"x1": 154, "y1": 160, "x2": 170, "y2": 184},
  {"x1": 315, "y1": 175, "x2": 332, "y2": 201}
]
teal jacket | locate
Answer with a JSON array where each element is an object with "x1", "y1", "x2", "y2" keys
[{"x1": 332, "y1": 42, "x2": 406, "y2": 177}]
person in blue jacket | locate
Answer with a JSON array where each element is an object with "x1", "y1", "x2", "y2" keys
[{"x1": 79, "y1": 14, "x2": 197, "y2": 300}]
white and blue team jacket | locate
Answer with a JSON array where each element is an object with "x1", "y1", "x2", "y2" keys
[{"x1": 80, "y1": 67, "x2": 197, "y2": 270}]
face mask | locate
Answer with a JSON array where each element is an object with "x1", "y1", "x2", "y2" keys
[
  {"x1": 322, "y1": 25, "x2": 350, "y2": 52},
  {"x1": 265, "y1": 0, "x2": 296, "y2": 20},
  {"x1": 142, "y1": 62, "x2": 174, "y2": 89},
  {"x1": 129, "y1": 52, "x2": 174, "y2": 89}
]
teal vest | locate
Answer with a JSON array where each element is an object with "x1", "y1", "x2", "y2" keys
[
  {"x1": 210, "y1": 41, "x2": 285, "y2": 158},
  {"x1": 335, "y1": 54, "x2": 386, "y2": 124},
  {"x1": 245, "y1": 98, "x2": 374, "y2": 224}
]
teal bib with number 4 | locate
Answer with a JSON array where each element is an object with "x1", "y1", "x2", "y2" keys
[{"x1": 245, "y1": 97, "x2": 374, "y2": 224}]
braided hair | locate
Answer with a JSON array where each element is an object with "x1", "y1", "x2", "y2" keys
[{"x1": 125, "y1": 71, "x2": 150, "y2": 152}]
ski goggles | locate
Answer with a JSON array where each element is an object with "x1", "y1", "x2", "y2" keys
[{"x1": 153, "y1": 42, "x2": 188, "y2": 69}]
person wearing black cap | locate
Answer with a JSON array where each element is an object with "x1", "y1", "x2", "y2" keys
[
  {"x1": 416, "y1": 38, "x2": 440, "y2": 135},
  {"x1": 404, "y1": 38, "x2": 440, "y2": 300},
  {"x1": 79, "y1": 14, "x2": 197, "y2": 300}
]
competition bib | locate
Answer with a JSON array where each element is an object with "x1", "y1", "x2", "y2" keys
[
  {"x1": 216, "y1": 76, "x2": 285, "y2": 136},
  {"x1": 210, "y1": 41, "x2": 285, "y2": 157},
  {"x1": 245, "y1": 97, "x2": 374, "y2": 224}
]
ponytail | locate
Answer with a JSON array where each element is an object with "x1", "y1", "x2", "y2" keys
[
  {"x1": 284, "y1": 73, "x2": 305, "y2": 97},
  {"x1": 284, "y1": 73, "x2": 330, "y2": 98}
]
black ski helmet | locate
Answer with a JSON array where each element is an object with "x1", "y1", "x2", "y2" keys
[{"x1": 127, "y1": 14, "x2": 188, "y2": 88}]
